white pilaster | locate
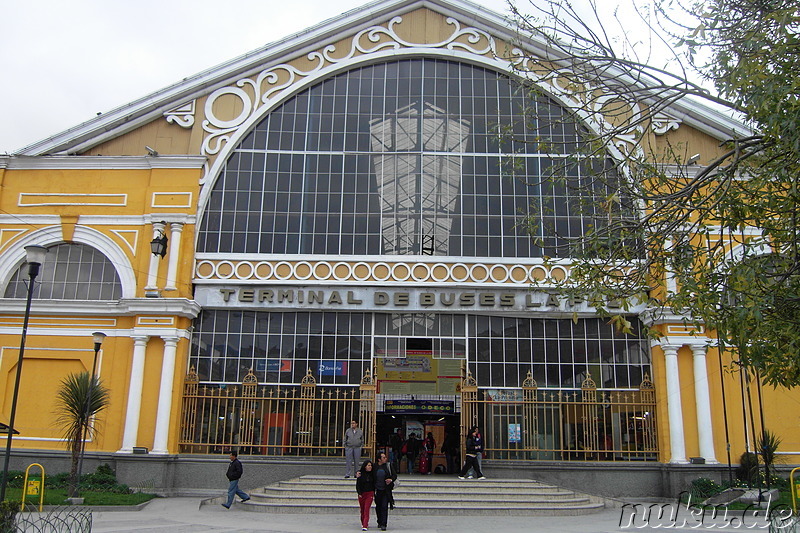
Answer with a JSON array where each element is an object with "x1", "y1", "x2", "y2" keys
[
  {"x1": 663, "y1": 344, "x2": 688, "y2": 463},
  {"x1": 119, "y1": 335, "x2": 150, "y2": 453},
  {"x1": 692, "y1": 344, "x2": 718, "y2": 463},
  {"x1": 164, "y1": 222, "x2": 183, "y2": 291},
  {"x1": 144, "y1": 221, "x2": 166, "y2": 293},
  {"x1": 152, "y1": 336, "x2": 180, "y2": 455}
]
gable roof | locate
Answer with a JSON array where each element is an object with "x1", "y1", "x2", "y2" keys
[{"x1": 15, "y1": 0, "x2": 750, "y2": 157}]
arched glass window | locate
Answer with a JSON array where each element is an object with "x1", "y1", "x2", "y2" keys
[
  {"x1": 4, "y1": 243, "x2": 122, "y2": 300},
  {"x1": 198, "y1": 58, "x2": 620, "y2": 258}
]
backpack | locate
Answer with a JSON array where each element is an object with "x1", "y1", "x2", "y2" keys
[{"x1": 400, "y1": 442, "x2": 408, "y2": 454}]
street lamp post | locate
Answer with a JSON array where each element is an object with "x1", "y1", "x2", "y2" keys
[
  {"x1": 74, "y1": 331, "x2": 106, "y2": 497},
  {"x1": 0, "y1": 245, "x2": 47, "y2": 502}
]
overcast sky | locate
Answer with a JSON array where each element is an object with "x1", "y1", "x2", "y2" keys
[{"x1": 1, "y1": 0, "x2": 661, "y2": 154}]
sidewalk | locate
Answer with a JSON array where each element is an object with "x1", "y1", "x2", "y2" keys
[{"x1": 89, "y1": 496, "x2": 778, "y2": 532}]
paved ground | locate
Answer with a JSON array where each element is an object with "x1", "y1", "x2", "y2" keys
[{"x1": 88, "y1": 496, "x2": 783, "y2": 532}]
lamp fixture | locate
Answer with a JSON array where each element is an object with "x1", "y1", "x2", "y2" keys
[
  {"x1": 687, "y1": 153, "x2": 700, "y2": 165},
  {"x1": 150, "y1": 225, "x2": 168, "y2": 259}
]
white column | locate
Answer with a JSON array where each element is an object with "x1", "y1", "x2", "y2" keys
[
  {"x1": 119, "y1": 335, "x2": 150, "y2": 453},
  {"x1": 145, "y1": 221, "x2": 166, "y2": 294},
  {"x1": 152, "y1": 336, "x2": 180, "y2": 455},
  {"x1": 692, "y1": 344, "x2": 718, "y2": 463},
  {"x1": 164, "y1": 222, "x2": 183, "y2": 291},
  {"x1": 663, "y1": 344, "x2": 688, "y2": 463}
]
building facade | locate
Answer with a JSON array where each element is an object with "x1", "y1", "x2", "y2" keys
[{"x1": 0, "y1": 0, "x2": 796, "y2": 496}]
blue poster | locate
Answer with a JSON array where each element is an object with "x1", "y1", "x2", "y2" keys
[
  {"x1": 318, "y1": 360, "x2": 348, "y2": 376},
  {"x1": 508, "y1": 423, "x2": 521, "y2": 443}
]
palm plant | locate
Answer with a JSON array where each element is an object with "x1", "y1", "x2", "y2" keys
[
  {"x1": 54, "y1": 372, "x2": 110, "y2": 497},
  {"x1": 757, "y1": 429, "x2": 782, "y2": 489}
]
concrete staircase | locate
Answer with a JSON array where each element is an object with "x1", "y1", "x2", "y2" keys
[{"x1": 237, "y1": 475, "x2": 608, "y2": 516}]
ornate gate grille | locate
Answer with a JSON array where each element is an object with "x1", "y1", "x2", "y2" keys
[
  {"x1": 179, "y1": 368, "x2": 376, "y2": 457},
  {"x1": 460, "y1": 371, "x2": 658, "y2": 462}
]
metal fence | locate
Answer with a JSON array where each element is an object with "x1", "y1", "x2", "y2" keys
[
  {"x1": 461, "y1": 371, "x2": 658, "y2": 462},
  {"x1": 12, "y1": 506, "x2": 92, "y2": 533},
  {"x1": 179, "y1": 367, "x2": 658, "y2": 461},
  {"x1": 179, "y1": 367, "x2": 376, "y2": 456}
]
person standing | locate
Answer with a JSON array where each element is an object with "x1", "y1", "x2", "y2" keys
[
  {"x1": 404, "y1": 433, "x2": 419, "y2": 474},
  {"x1": 374, "y1": 452, "x2": 396, "y2": 531},
  {"x1": 222, "y1": 451, "x2": 250, "y2": 509},
  {"x1": 441, "y1": 429, "x2": 458, "y2": 474},
  {"x1": 458, "y1": 427, "x2": 486, "y2": 480},
  {"x1": 355, "y1": 459, "x2": 375, "y2": 531},
  {"x1": 344, "y1": 420, "x2": 364, "y2": 478},
  {"x1": 389, "y1": 429, "x2": 404, "y2": 472}
]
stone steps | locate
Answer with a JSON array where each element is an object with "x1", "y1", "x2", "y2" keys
[{"x1": 236, "y1": 475, "x2": 608, "y2": 516}]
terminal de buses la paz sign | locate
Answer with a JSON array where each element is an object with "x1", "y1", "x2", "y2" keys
[{"x1": 195, "y1": 286, "x2": 645, "y2": 315}]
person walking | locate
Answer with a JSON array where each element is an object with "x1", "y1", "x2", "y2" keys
[
  {"x1": 355, "y1": 459, "x2": 375, "y2": 531},
  {"x1": 222, "y1": 451, "x2": 250, "y2": 509},
  {"x1": 374, "y1": 452, "x2": 396, "y2": 531},
  {"x1": 465, "y1": 426, "x2": 485, "y2": 478},
  {"x1": 344, "y1": 420, "x2": 364, "y2": 478},
  {"x1": 458, "y1": 427, "x2": 486, "y2": 480}
]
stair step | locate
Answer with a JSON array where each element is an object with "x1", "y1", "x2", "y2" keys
[
  {"x1": 251, "y1": 495, "x2": 593, "y2": 506},
  {"x1": 238, "y1": 501, "x2": 606, "y2": 516},
  {"x1": 231, "y1": 475, "x2": 607, "y2": 516},
  {"x1": 262, "y1": 487, "x2": 574, "y2": 498}
]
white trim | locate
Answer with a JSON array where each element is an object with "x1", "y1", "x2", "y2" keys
[
  {"x1": 19, "y1": 193, "x2": 127, "y2": 208},
  {"x1": 0, "y1": 155, "x2": 206, "y2": 169},
  {"x1": 0, "y1": 298, "x2": 201, "y2": 319},
  {"x1": 152, "y1": 192, "x2": 193, "y2": 209}
]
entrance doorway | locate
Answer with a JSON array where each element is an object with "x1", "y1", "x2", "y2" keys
[{"x1": 376, "y1": 411, "x2": 459, "y2": 474}]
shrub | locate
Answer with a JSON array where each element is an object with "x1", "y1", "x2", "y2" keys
[
  {"x1": 736, "y1": 451, "x2": 760, "y2": 485},
  {"x1": 690, "y1": 477, "x2": 722, "y2": 499},
  {"x1": 0, "y1": 501, "x2": 17, "y2": 533}
]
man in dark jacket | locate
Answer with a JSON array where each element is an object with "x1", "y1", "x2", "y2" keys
[
  {"x1": 458, "y1": 427, "x2": 486, "y2": 480},
  {"x1": 222, "y1": 451, "x2": 250, "y2": 509},
  {"x1": 374, "y1": 452, "x2": 396, "y2": 531}
]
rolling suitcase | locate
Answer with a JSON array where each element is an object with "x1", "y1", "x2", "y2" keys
[{"x1": 418, "y1": 452, "x2": 431, "y2": 474}]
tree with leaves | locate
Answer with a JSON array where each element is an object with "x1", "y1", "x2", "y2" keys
[
  {"x1": 54, "y1": 372, "x2": 110, "y2": 498},
  {"x1": 503, "y1": 0, "x2": 800, "y2": 386}
]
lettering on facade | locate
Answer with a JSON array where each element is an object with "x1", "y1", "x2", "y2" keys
[{"x1": 208, "y1": 287, "x2": 630, "y2": 313}]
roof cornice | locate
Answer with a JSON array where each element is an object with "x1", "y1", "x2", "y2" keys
[
  {"x1": 14, "y1": 0, "x2": 750, "y2": 157},
  {"x1": 0, "y1": 155, "x2": 206, "y2": 170}
]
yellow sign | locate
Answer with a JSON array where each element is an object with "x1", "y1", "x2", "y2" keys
[{"x1": 26, "y1": 480, "x2": 40, "y2": 496}]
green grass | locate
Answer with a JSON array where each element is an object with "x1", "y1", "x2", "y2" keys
[{"x1": 4, "y1": 488, "x2": 157, "y2": 506}]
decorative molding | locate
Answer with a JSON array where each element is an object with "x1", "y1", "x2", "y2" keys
[
  {"x1": 164, "y1": 100, "x2": 196, "y2": 129},
  {"x1": 198, "y1": 16, "x2": 497, "y2": 161},
  {"x1": 137, "y1": 316, "x2": 177, "y2": 326},
  {"x1": 19, "y1": 193, "x2": 127, "y2": 207},
  {"x1": 110, "y1": 229, "x2": 139, "y2": 255},
  {"x1": 651, "y1": 113, "x2": 682, "y2": 135},
  {"x1": 509, "y1": 50, "x2": 642, "y2": 159},
  {"x1": 0, "y1": 229, "x2": 25, "y2": 250},
  {"x1": 151, "y1": 192, "x2": 193, "y2": 209},
  {"x1": 192, "y1": 257, "x2": 600, "y2": 286}
]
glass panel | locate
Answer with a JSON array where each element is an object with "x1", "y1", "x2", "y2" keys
[{"x1": 197, "y1": 58, "x2": 619, "y2": 258}]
